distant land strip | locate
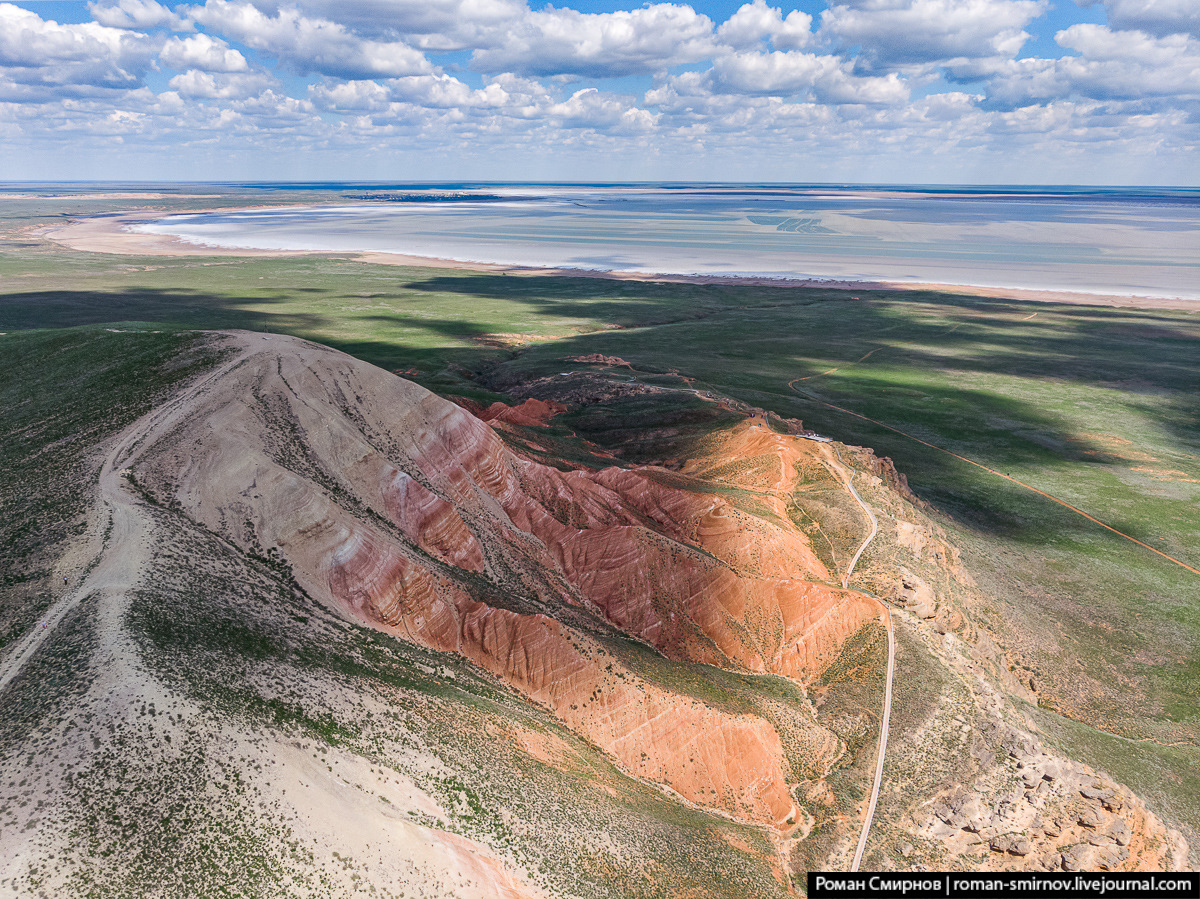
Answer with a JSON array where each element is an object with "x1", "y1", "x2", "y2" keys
[{"x1": 788, "y1": 386, "x2": 1200, "y2": 578}]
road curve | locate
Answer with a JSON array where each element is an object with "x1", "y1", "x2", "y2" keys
[
  {"x1": 828, "y1": 446, "x2": 895, "y2": 873},
  {"x1": 793, "y1": 387, "x2": 1200, "y2": 579},
  {"x1": 0, "y1": 333, "x2": 256, "y2": 700}
]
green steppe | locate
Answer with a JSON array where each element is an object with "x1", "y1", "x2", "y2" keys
[{"x1": 2, "y1": 191, "x2": 1198, "y2": 872}]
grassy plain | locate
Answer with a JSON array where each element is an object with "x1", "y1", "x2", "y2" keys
[{"x1": 2, "y1": 191, "x2": 1198, "y2": 834}]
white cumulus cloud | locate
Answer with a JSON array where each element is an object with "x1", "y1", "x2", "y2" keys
[
  {"x1": 470, "y1": 4, "x2": 716, "y2": 77},
  {"x1": 188, "y1": 0, "x2": 432, "y2": 78},
  {"x1": 819, "y1": 0, "x2": 1046, "y2": 70},
  {"x1": 247, "y1": 0, "x2": 529, "y2": 52},
  {"x1": 307, "y1": 78, "x2": 391, "y2": 112},
  {"x1": 1079, "y1": 0, "x2": 1200, "y2": 38},
  {"x1": 386, "y1": 73, "x2": 513, "y2": 109},
  {"x1": 160, "y1": 34, "x2": 249, "y2": 72},
  {"x1": 168, "y1": 68, "x2": 277, "y2": 98},
  {"x1": 549, "y1": 87, "x2": 657, "y2": 130},
  {"x1": 1, "y1": 0, "x2": 1197, "y2": 182},
  {"x1": 709, "y1": 50, "x2": 909, "y2": 103},
  {"x1": 0, "y1": 3, "x2": 158, "y2": 90},
  {"x1": 717, "y1": 0, "x2": 812, "y2": 50},
  {"x1": 87, "y1": 0, "x2": 190, "y2": 31},
  {"x1": 980, "y1": 25, "x2": 1200, "y2": 106}
]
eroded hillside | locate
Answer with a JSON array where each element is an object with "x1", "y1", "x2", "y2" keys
[{"x1": 0, "y1": 329, "x2": 1190, "y2": 897}]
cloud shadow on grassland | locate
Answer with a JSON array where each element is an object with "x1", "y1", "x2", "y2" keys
[{"x1": 1, "y1": 277, "x2": 1197, "y2": 549}]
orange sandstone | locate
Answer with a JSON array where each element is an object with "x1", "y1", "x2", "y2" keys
[{"x1": 137, "y1": 334, "x2": 874, "y2": 830}]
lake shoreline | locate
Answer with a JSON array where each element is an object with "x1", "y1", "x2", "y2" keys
[{"x1": 42, "y1": 207, "x2": 1200, "y2": 312}]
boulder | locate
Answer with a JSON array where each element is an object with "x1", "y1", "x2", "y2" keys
[
  {"x1": 1107, "y1": 819, "x2": 1131, "y2": 847},
  {"x1": 889, "y1": 567, "x2": 938, "y2": 619},
  {"x1": 973, "y1": 746, "x2": 997, "y2": 769},
  {"x1": 1096, "y1": 846, "x2": 1130, "y2": 870},
  {"x1": 932, "y1": 802, "x2": 957, "y2": 826},
  {"x1": 1061, "y1": 845, "x2": 1093, "y2": 871},
  {"x1": 954, "y1": 797, "x2": 988, "y2": 832},
  {"x1": 929, "y1": 820, "x2": 958, "y2": 840},
  {"x1": 990, "y1": 834, "x2": 1031, "y2": 856}
]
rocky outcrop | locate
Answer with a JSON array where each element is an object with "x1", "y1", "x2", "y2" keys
[
  {"x1": 570, "y1": 353, "x2": 633, "y2": 368},
  {"x1": 893, "y1": 520, "x2": 974, "y2": 587},
  {"x1": 885, "y1": 567, "x2": 938, "y2": 620},
  {"x1": 845, "y1": 448, "x2": 927, "y2": 510},
  {"x1": 918, "y1": 706, "x2": 1189, "y2": 872},
  {"x1": 477, "y1": 398, "x2": 567, "y2": 427},
  {"x1": 132, "y1": 334, "x2": 874, "y2": 830}
]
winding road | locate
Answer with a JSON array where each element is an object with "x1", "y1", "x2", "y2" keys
[
  {"x1": 828, "y1": 446, "x2": 894, "y2": 873},
  {"x1": 0, "y1": 334, "x2": 256, "y2": 700},
  {"x1": 792, "y1": 389, "x2": 1200, "y2": 579}
]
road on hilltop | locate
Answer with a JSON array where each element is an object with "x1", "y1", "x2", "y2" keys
[
  {"x1": 0, "y1": 334, "x2": 257, "y2": 699},
  {"x1": 826, "y1": 445, "x2": 894, "y2": 873}
]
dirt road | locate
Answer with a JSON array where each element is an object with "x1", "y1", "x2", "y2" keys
[
  {"x1": 791, "y1": 385, "x2": 1199, "y2": 579},
  {"x1": 827, "y1": 445, "x2": 895, "y2": 873},
  {"x1": 0, "y1": 334, "x2": 255, "y2": 698}
]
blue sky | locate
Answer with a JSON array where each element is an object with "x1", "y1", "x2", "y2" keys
[{"x1": 2, "y1": 0, "x2": 1198, "y2": 183}]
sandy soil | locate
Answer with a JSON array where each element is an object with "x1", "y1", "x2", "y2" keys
[
  {"x1": 40, "y1": 209, "x2": 335, "y2": 259},
  {"x1": 41, "y1": 209, "x2": 1199, "y2": 312}
]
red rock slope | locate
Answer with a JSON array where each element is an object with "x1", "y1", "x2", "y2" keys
[{"x1": 135, "y1": 333, "x2": 877, "y2": 830}]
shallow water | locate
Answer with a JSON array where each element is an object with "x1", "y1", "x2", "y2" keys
[{"x1": 134, "y1": 185, "x2": 1200, "y2": 298}]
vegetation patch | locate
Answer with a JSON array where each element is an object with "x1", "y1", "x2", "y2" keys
[{"x1": 0, "y1": 326, "x2": 224, "y2": 651}]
